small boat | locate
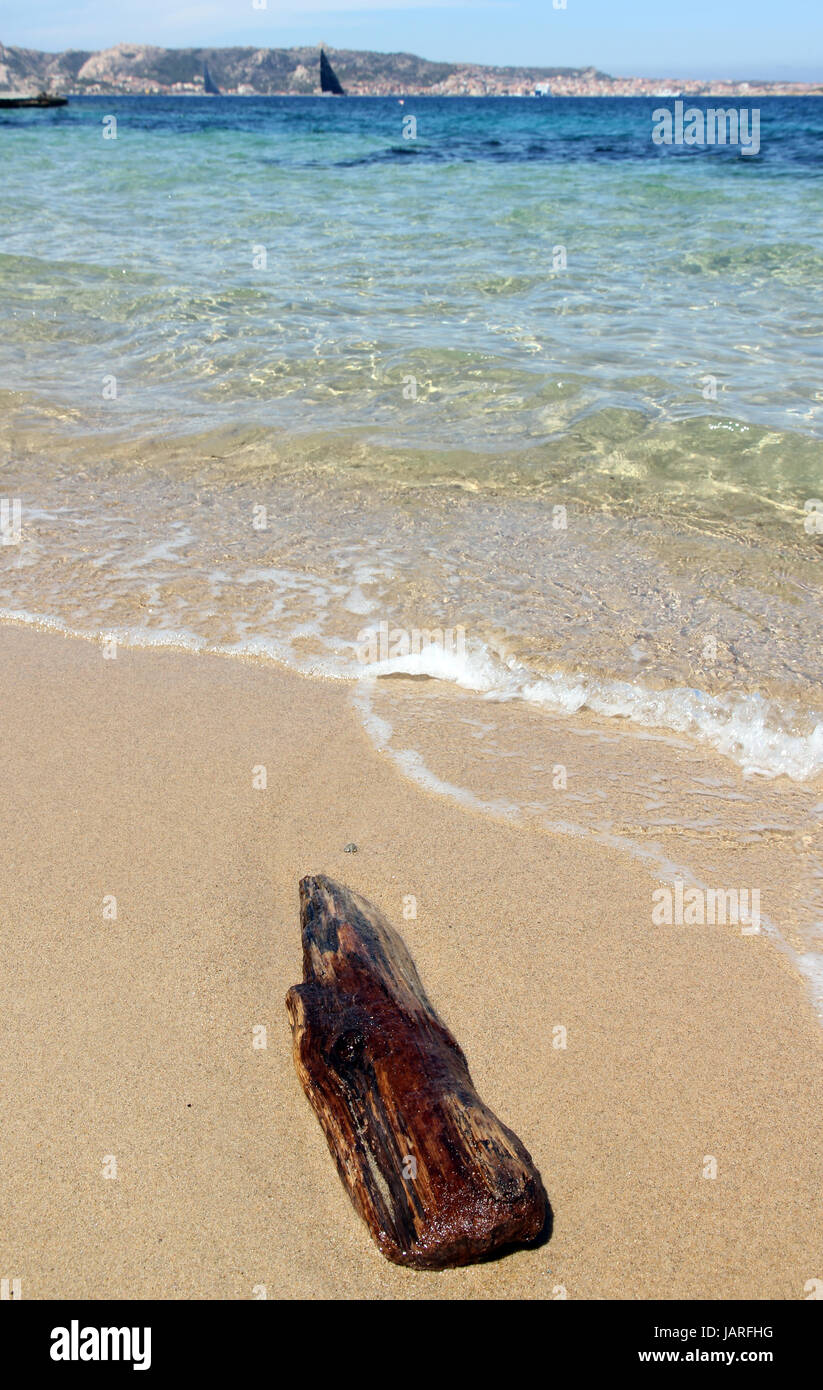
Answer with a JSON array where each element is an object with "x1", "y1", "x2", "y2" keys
[
  {"x1": 203, "y1": 62, "x2": 221, "y2": 96},
  {"x1": 320, "y1": 49, "x2": 345, "y2": 96},
  {"x1": 0, "y1": 91, "x2": 68, "y2": 109}
]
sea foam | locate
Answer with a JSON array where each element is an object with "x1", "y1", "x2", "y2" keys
[{"x1": 362, "y1": 638, "x2": 823, "y2": 782}]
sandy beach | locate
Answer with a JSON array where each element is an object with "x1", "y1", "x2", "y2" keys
[{"x1": 1, "y1": 621, "x2": 821, "y2": 1300}]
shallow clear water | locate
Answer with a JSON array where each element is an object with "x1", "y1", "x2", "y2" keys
[{"x1": 1, "y1": 96, "x2": 821, "y2": 997}]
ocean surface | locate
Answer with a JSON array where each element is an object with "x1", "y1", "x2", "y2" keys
[{"x1": 1, "y1": 97, "x2": 821, "y2": 999}]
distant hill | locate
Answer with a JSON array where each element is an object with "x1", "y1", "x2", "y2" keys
[
  {"x1": 0, "y1": 41, "x2": 816, "y2": 98},
  {"x1": 0, "y1": 41, "x2": 606, "y2": 96}
]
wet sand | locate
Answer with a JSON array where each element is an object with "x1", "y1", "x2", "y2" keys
[{"x1": 1, "y1": 622, "x2": 821, "y2": 1300}]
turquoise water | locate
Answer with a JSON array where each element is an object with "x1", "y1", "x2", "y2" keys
[
  {"x1": 1, "y1": 97, "x2": 823, "y2": 945},
  {"x1": 1, "y1": 93, "x2": 823, "y2": 745},
  {"x1": 2, "y1": 96, "x2": 823, "y2": 456},
  {"x1": 2, "y1": 97, "x2": 821, "y2": 728},
  {"x1": 1, "y1": 98, "x2": 822, "y2": 986}
]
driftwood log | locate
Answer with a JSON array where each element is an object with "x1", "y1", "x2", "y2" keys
[{"x1": 286, "y1": 875, "x2": 549, "y2": 1269}]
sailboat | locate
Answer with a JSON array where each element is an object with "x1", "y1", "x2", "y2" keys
[
  {"x1": 203, "y1": 62, "x2": 221, "y2": 96},
  {"x1": 319, "y1": 49, "x2": 345, "y2": 96}
]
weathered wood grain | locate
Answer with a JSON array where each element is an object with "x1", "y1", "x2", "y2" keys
[{"x1": 286, "y1": 874, "x2": 549, "y2": 1269}]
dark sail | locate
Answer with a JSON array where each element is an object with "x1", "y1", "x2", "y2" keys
[
  {"x1": 203, "y1": 62, "x2": 221, "y2": 96},
  {"x1": 320, "y1": 49, "x2": 345, "y2": 96}
]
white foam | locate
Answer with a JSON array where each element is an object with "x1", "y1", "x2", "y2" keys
[
  {"x1": 0, "y1": 607, "x2": 204, "y2": 655},
  {"x1": 2, "y1": 600, "x2": 821, "y2": 782},
  {"x1": 352, "y1": 678, "x2": 823, "y2": 1024},
  {"x1": 363, "y1": 641, "x2": 507, "y2": 692},
  {"x1": 343, "y1": 586, "x2": 377, "y2": 616},
  {"x1": 518, "y1": 674, "x2": 823, "y2": 782},
  {"x1": 352, "y1": 680, "x2": 520, "y2": 818},
  {"x1": 362, "y1": 635, "x2": 823, "y2": 783},
  {"x1": 4, "y1": 604, "x2": 821, "y2": 1020}
]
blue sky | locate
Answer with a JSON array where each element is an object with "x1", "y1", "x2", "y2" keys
[{"x1": 0, "y1": 0, "x2": 820, "y2": 81}]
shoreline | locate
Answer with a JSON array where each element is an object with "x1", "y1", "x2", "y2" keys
[
  {"x1": 1, "y1": 621, "x2": 821, "y2": 1299},
  {"x1": 27, "y1": 91, "x2": 823, "y2": 99}
]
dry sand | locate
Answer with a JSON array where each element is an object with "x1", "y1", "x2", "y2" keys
[{"x1": 1, "y1": 622, "x2": 821, "y2": 1300}]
